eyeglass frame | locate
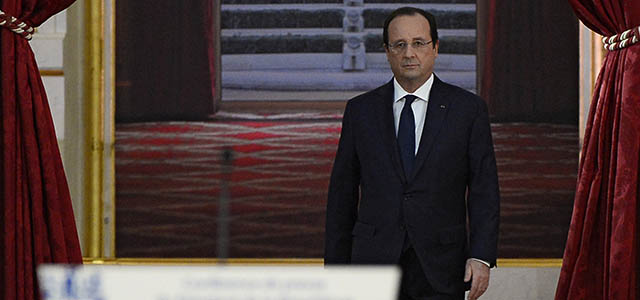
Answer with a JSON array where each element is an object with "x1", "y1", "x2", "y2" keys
[{"x1": 385, "y1": 39, "x2": 434, "y2": 54}]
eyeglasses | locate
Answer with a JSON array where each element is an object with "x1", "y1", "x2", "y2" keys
[{"x1": 386, "y1": 40, "x2": 433, "y2": 54}]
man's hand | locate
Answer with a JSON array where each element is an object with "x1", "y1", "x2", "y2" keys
[{"x1": 464, "y1": 259, "x2": 490, "y2": 300}]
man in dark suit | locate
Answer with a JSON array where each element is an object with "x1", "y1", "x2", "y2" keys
[{"x1": 324, "y1": 7, "x2": 500, "y2": 300}]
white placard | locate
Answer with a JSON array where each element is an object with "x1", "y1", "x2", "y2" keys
[{"x1": 38, "y1": 265, "x2": 400, "y2": 300}]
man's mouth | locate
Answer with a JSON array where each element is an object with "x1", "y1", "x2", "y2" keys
[{"x1": 402, "y1": 64, "x2": 419, "y2": 69}]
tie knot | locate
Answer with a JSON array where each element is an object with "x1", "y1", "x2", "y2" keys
[{"x1": 404, "y1": 95, "x2": 417, "y2": 105}]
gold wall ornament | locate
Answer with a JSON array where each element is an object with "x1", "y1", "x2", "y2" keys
[{"x1": 84, "y1": 0, "x2": 105, "y2": 259}]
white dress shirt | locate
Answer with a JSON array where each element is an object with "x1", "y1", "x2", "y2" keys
[{"x1": 392, "y1": 74, "x2": 434, "y2": 155}]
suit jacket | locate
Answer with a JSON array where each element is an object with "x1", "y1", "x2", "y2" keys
[{"x1": 324, "y1": 76, "x2": 500, "y2": 295}]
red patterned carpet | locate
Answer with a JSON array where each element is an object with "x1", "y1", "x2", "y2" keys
[{"x1": 115, "y1": 111, "x2": 578, "y2": 258}]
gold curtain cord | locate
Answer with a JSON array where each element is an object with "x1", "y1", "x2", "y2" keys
[
  {"x1": 603, "y1": 25, "x2": 640, "y2": 51},
  {"x1": 0, "y1": 9, "x2": 35, "y2": 40}
]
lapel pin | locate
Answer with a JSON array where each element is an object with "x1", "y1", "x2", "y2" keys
[{"x1": 440, "y1": 105, "x2": 446, "y2": 109}]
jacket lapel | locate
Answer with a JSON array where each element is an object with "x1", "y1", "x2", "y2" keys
[
  {"x1": 374, "y1": 80, "x2": 407, "y2": 183},
  {"x1": 410, "y1": 76, "x2": 451, "y2": 181}
]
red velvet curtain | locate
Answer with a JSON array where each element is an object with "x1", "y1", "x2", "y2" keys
[
  {"x1": 0, "y1": 0, "x2": 82, "y2": 299},
  {"x1": 556, "y1": 1, "x2": 640, "y2": 299}
]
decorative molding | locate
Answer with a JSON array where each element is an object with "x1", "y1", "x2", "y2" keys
[
  {"x1": 84, "y1": 258, "x2": 324, "y2": 265},
  {"x1": 103, "y1": 0, "x2": 117, "y2": 260},
  {"x1": 83, "y1": 258, "x2": 562, "y2": 268},
  {"x1": 40, "y1": 69, "x2": 64, "y2": 76},
  {"x1": 84, "y1": 0, "x2": 105, "y2": 259},
  {"x1": 31, "y1": 33, "x2": 66, "y2": 39},
  {"x1": 578, "y1": 22, "x2": 604, "y2": 147},
  {"x1": 497, "y1": 258, "x2": 562, "y2": 268}
]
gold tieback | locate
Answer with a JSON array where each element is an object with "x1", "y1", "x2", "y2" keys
[
  {"x1": 603, "y1": 25, "x2": 640, "y2": 51},
  {"x1": 0, "y1": 9, "x2": 34, "y2": 40}
]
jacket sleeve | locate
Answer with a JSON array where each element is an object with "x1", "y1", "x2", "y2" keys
[
  {"x1": 324, "y1": 100, "x2": 361, "y2": 264},
  {"x1": 466, "y1": 98, "x2": 500, "y2": 267}
]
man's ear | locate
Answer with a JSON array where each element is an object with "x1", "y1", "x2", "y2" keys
[{"x1": 384, "y1": 44, "x2": 392, "y2": 61}]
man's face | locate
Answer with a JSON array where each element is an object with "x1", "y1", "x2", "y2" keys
[{"x1": 385, "y1": 14, "x2": 438, "y2": 89}]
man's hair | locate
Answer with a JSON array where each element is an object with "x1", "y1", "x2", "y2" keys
[{"x1": 383, "y1": 7, "x2": 438, "y2": 48}]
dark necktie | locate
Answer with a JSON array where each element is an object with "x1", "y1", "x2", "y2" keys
[{"x1": 398, "y1": 95, "x2": 417, "y2": 178}]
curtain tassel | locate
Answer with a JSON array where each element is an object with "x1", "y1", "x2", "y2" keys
[
  {"x1": 603, "y1": 25, "x2": 640, "y2": 51},
  {"x1": 0, "y1": 9, "x2": 35, "y2": 40}
]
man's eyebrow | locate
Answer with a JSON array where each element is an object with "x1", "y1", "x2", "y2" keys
[{"x1": 392, "y1": 36, "x2": 428, "y2": 41}]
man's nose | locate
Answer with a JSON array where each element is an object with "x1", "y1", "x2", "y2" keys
[{"x1": 403, "y1": 45, "x2": 417, "y2": 58}]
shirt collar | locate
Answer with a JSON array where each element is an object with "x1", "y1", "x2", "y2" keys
[{"x1": 393, "y1": 73, "x2": 434, "y2": 103}]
